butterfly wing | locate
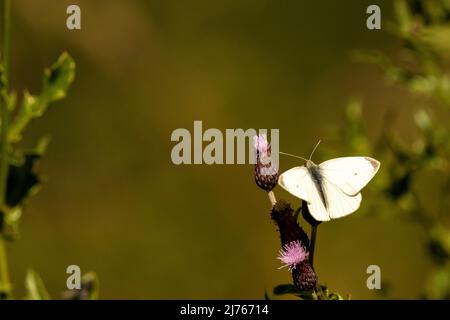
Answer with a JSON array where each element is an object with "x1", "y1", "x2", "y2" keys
[
  {"x1": 279, "y1": 166, "x2": 332, "y2": 221},
  {"x1": 303, "y1": 176, "x2": 331, "y2": 221},
  {"x1": 319, "y1": 157, "x2": 380, "y2": 196},
  {"x1": 278, "y1": 157, "x2": 376, "y2": 221},
  {"x1": 278, "y1": 166, "x2": 310, "y2": 202},
  {"x1": 320, "y1": 179, "x2": 362, "y2": 219}
]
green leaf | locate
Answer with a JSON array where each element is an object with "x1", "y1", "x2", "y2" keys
[
  {"x1": 41, "y1": 52, "x2": 76, "y2": 103},
  {"x1": 6, "y1": 153, "x2": 41, "y2": 208},
  {"x1": 25, "y1": 269, "x2": 51, "y2": 300},
  {"x1": 326, "y1": 292, "x2": 346, "y2": 300},
  {"x1": 1, "y1": 206, "x2": 22, "y2": 240},
  {"x1": 425, "y1": 266, "x2": 450, "y2": 299},
  {"x1": 418, "y1": 25, "x2": 450, "y2": 53},
  {"x1": 8, "y1": 52, "x2": 75, "y2": 143},
  {"x1": 394, "y1": 0, "x2": 414, "y2": 37},
  {"x1": 1, "y1": 137, "x2": 50, "y2": 237},
  {"x1": 273, "y1": 284, "x2": 298, "y2": 295},
  {"x1": 82, "y1": 272, "x2": 99, "y2": 300}
]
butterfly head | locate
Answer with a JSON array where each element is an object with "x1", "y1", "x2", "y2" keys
[
  {"x1": 305, "y1": 141, "x2": 321, "y2": 168},
  {"x1": 306, "y1": 159, "x2": 316, "y2": 168}
]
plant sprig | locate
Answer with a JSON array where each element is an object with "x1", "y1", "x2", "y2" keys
[{"x1": 0, "y1": 0, "x2": 98, "y2": 300}]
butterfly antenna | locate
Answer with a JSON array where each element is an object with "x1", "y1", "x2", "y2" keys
[
  {"x1": 308, "y1": 140, "x2": 321, "y2": 161},
  {"x1": 279, "y1": 152, "x2": 308, "y2": 162}
]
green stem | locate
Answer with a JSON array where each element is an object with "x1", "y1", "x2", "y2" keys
[
  {"x1": 293, "y1": 205, "x2": 301, "y2": 221},
  {"x1": 309, "y1": 225, "x2": 318, "y2": 267},
  {"x1": 0, "y1": 237, "x2": 11, "y2": 298},
  {"x1": 0, "y1": 0, "x2": 11, "y2": 300}
]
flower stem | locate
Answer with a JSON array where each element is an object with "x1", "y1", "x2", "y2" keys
[
  {"x1": 293, "y1": 206, "x2": 301, "y2": 221},
  {"x1": 309, "y1": 225, "x2": 318, "y2": 267},
  {"x1": 0, "y1": 237, "x2": 11, "y2": 298},
  {"x1": 0, "y1": 0, "x2": 11, "y2": 300},
  {"x1": 267, "y1": 191, "x2": 276, "y2": 206}
]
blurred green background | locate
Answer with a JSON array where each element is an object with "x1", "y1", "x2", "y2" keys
[{"x1": 5, "y1": 0, "x2": 432, "y2": 299}]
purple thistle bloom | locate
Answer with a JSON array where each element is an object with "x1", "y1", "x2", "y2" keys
[
  {"x1": 277, "y1": 240, "x2": 308, "y2": 271},
  {"x1": 253, "y1": 133, "x2": 270, "y2": 165},
  {"x1": 253, "y1": 133, "x2": 278, "y2": 191}
]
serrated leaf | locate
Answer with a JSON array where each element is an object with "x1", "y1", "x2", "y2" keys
[
  {"x1": 273, "y1": 284, "x2": 297, "y2": 295},
  {"x1": 2, "y1": 137, "x2": 49, "y2": 236},
  {"x1": 41, "y1": 52, "x2": 76, "y2": 103},
  {"x1": 25, "y1": 269, "x2": 51, "y2": 300},
  {"x1": 8, "y1": 52, "x2": 75, "y2": 143},
  {"x1": 6, "y1": 153, "x2": 41, "y2": 208}
]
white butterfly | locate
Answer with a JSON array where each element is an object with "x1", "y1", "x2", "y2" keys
[{"x1": 278, "y1": 145, "x2": 380, "y2": 222}]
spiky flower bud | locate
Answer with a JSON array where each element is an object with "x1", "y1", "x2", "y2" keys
[
  {"x1": 292, "y1": 260, "x2": 318, "y2": 291},
  {"x1": 270, "y1": 200, "x2": 310, "y2": 248},
  {"x1": 271, "y1": 200, "x2": 318, "y2": 291},
  {"x1": 254, "y1": 134, "x2": 278, "y2": 192}
]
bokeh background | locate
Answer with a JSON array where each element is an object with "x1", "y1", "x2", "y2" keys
[{"x1": 4, "y1": 0, "x2": 435, "y2": 299}]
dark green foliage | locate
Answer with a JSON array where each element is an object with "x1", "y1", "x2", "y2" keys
[
  {"x1": 271, "y1": 0, "x2": 450, "y2": 300},
  {"x1": 0, "y1": 28, "x2": 98, "y2": 297},
  {"x1": 342, "y1": 0, "x2": 450, "y2": 299},
  {"x1": 6, "y1": 154, "x2": 40, "y2": 208}
]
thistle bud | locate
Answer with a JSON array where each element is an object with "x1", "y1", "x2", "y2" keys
[
  {"x1": 271, "y1": 200, "x2": 318, "y2": 291},
  {"x1": 270, "y1": 200, "x2": 310, "y2": 248},
  {"x1": 254, "y1": 134, "x2": 278, "y2": 192},
  {"x1": 292, "y1": 260, "x2": 318, "y2": 291}
]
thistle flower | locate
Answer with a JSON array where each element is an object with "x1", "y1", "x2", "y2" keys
[
  {"x1": 277, "y1": 240, "x2": 308, "y2": 271},
  {"x1": 270, "y1": 200, "x2": 318, "y2": 291},
  {"x1": 254, "y1": 134, "x2": 278, "y2": 192}
]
